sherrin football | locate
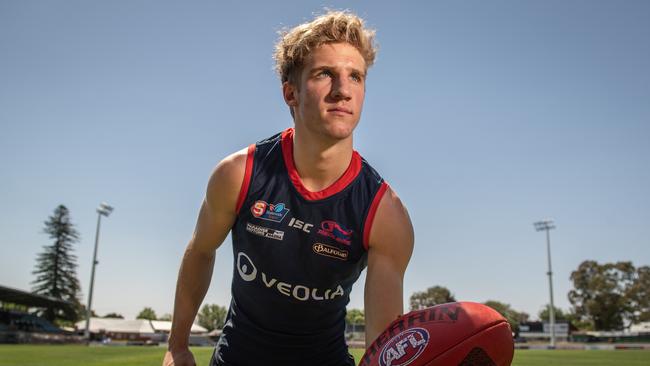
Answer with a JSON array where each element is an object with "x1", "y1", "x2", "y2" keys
[{"x1": 359, "y1": 302, "x2": 514, "y2": 366}]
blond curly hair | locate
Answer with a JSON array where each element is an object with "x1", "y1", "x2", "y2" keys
[{"x1": 274, "y1": 10, "x2": 377, "y2": 84}]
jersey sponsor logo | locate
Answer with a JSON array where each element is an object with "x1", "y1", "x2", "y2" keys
[
  {"x1": 379, "y1": 328, "x2": 429, "y2": 366},
  {"x1": 236, "y1": 251, "x2": 345, "y2": 301},
  {"x1": 312, "y1": 243, "x2": 348, "y2": 260},
  {"x1": 246, "y1": 222, "x2": 284, "y2": 241},
  {"x1": 237, "y1": 251, "x2": 257, "y2": 281},
  {"x1": 288, "y1": 217, "x2": 313, "y2": 233},
  {"x1": 251, "y1": 200, "x2": 289, "y2": 223},
  {"x1": 317, "y1": 220, "x2": 353, "y2": 245}
]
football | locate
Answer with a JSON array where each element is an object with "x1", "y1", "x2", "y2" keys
[{"x1": 359, "y1": 302, "x2": 514, "y2": 366}]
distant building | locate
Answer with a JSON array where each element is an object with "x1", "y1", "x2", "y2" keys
[
  {"x1": 630, "y1": 322, "x2": 650, "y2": 335},
  {"x1": 518, "y1": 321, "x2": 574, "y2": 342},
  {"x1": 0, "y1": 284, "x2": 216, "y2": 345},
  {"x1": 571, "y1": 322, "x2": 650, "y2": 343},
  {"x1": 150, "y1": 319, "x2": 215, "y2": 346},
  {"x1": 75, "y1": 318, "x2": 211, "y2": 345}
]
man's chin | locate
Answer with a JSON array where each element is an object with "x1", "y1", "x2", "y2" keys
[
  {"x1": 322, "y1": 121, "x2": 358, "y2": 141},
  {"x1": 322, "y1": 128, "x2": 354, "y2": 143},
  {"x1": 297, "y1": 118, "x2": 358, "y2": 142}
]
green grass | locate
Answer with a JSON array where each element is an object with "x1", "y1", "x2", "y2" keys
[
  {"x1": 0, "y1": 345, "x2": 207, "y2": 366},
  {"x1": 0, "y1": 345, "x2": 648, "y2": 365},
  {"x1": 511, "y1": 349, "x2": 650, "y2": 366}
]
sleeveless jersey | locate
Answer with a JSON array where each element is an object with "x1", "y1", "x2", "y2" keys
[{"x1": 212, "y1": 128, "x2": 388, "y2": 366}]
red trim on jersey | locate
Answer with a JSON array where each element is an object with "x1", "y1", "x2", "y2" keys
[
  {"x1": 281, "y1": 128, "x2": 362, "y2": 201},
  {"x1": 363, "y1": 181, "x2": 389, "y2": 251},
  {"x1": 235, "y1": 144, "x2": 256, "y2": 214}
]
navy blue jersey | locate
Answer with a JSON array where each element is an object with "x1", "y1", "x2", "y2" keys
[{"x1": 211, "y1": 128, "x2": 388, "y2": 366}]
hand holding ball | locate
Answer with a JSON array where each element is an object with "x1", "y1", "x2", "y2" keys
[{"x1": 360, "y1": 302, "x2": 514, "y2": 366}]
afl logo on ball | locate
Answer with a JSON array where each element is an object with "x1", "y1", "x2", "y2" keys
[{"x1": 379, "y1": 328, "x2": 429, "y2": 366}]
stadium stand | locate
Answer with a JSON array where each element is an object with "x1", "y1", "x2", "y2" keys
[
  {"x1": 0, "y1": 284, "x2": 81, "y2": 344},
  {"x1": 517, "y1": 321, "x2": 575, "y2": 343}
]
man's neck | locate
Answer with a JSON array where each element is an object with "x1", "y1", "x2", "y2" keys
[{"x1": 292, "y1": 126, "x2": 353, "y2": 193}]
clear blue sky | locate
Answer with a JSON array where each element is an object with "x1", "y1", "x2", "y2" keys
[{"x1": 1, "y1": 0, "x2": 649, "y2": 321}]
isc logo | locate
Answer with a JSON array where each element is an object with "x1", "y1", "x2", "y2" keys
[
  {"x1": 288, "y1": 217, "x2": 313, "y2": 233},
  {"x1": 379, "y1": 328, "x2": 429, "y2": 366}
]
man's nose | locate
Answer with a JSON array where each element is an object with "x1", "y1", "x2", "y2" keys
[{"x1": 330, "y1": 76, "x2": 352, "y2": 100}]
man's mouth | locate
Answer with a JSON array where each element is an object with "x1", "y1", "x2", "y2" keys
[{"x1": 327, "y1": 107, "x2": 353, "y2": 115}]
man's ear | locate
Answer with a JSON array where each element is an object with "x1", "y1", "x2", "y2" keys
[{"x1": 282, "y1": 81, "x2": 298, "y2": 108}]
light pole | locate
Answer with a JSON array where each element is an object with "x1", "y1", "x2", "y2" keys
[
  {"x1": 84, "y1": 202, "x2": 113, "y2": 342},
  {"x1": 534, "y1": 219, "x2": 556, "y2": 349}
]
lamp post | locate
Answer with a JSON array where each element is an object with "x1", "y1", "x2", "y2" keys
[
  {"x1": 84, "y1": 202, "x2": 113, "y2": 341},
  {"x1": 534, "y1": 219, "x2": 556, "y2": 349}
]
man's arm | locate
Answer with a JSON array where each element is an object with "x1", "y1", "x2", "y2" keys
[
  {"x1": 163, "y1": 149, "x2": 247, "y2": 365},
  {"x1": 364, "y1": 186, "x2": 414, "y2": 347}
]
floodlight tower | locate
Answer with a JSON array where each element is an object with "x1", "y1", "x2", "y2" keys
[
  {"x1": 84, "y1": 202, "x2": 114, "y2": 341},
  {"x1": 534, "y1": 219, "x2": 556, "y2": 349}
]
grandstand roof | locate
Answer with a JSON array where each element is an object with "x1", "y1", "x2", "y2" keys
[
  {"x1": 150, "y1": 320, "x2": 207, "y2": 333},
  {"x1": 0, "y1": 284, "x2": 76, "y2": 315},
  {"x1": 77, "y1": 318, "x2": 156, "y2": 334},
  {"x1": 76, "y1": 318, "x2": 207, "y2": 334}
]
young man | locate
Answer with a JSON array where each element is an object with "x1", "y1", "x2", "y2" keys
[{"x1": 163, "y1": 10, "x2": 413, "y2": 366}]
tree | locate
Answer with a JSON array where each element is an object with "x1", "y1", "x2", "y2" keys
[
  {"x1": 627, "y1": 266, "x2": 650, "y2": 323},
  {"x1": 538, "y1": 304, "x2": 568, "y2": 322},
  {"x1": 409, "y1": 286, "x2": 456, "y2": 310},
  {"x1": 31, "y1": 205, "x2": 82, "y2": 323},
  {"x1": 346, "y1": 308, "x2": 364, "y2": 325},
  {"x1": 538, "y1": 304, "x2": 594, "y2": 330},
  {"x1": 568, "y1": 260, "x2": 636, "y2": 331},
  {"x1": 158, "y1": 313, "x2": 172, "y2": 321},
  {"x1": 79, "y1": 304, "x2": 97, "y2": 318},
  {"x1": 137, "y1": 307, "x2": 157, "y2": 320},
  {"x1": 483, "y1": 300, "x2": 529, "y2": 333},
  {"x1": 103, "y1": 312, "x2": 124, "y2": 319},
  {"x1": 565, "y1": 309, "x2": 594, "y2": 331},
  {"x1": 346, "y1": 308, "x2": 364, "y2": 337},
  {"x1": 197, "y1": 304, "x2": 227, "y2": 331}
]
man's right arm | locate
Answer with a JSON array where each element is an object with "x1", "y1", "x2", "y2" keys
[{"x1": 163, "y1": 148, "x2": 247, "y2": 366}]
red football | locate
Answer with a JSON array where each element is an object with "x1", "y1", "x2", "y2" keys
[{"x1": 359, "y1": 302, "x2": 514, "y2": 366}]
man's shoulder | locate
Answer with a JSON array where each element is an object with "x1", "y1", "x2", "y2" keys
[
  {"x1": 357, "y1": 153, "x2": 384, "y2": 182},
  {"x1": 368, "y1": 184, "x2": 413, "y2": 248},
  {"x1": 212, "y1": 147, "x2": 248, "y2": 183},
  {"x1": 207, "y1": 130, "x2": 287, "y2": 207},
  {"x1": 205, "y1": 147, "x2": 249, "y2": 212},
  {"x1": 256, "y1": 129, "x2": 285, "y2": 146}
]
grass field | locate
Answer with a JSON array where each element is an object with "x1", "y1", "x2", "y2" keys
[{"x1": 0, "y1": 345, "x2": 649, "y2": 365}]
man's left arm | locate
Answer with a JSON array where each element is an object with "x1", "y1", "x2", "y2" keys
[{"x1": 364, "y1": 186, "x2": 414, "y2": 347}]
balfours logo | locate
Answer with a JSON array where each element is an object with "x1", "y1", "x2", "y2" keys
[
  {"x1": 251, "y1": 200, "x2": 289, "y2": 223},
  {"x1": 317, "y1": 220, "x2": 353, "y2": 245},
  {"x1": 312, "y1": 243, "x2": 348, "y2": 260},
  {"x1": 379, "y1": 328, "x2": 429, "y2": 366}
]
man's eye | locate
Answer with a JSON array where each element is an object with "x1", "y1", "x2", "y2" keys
[
  {"x1": 350, "y1": 73, "x2": 363, "y2": 83},
  {"x1": 317, "y1": 70, "x2": 332, "y2": 78}
]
